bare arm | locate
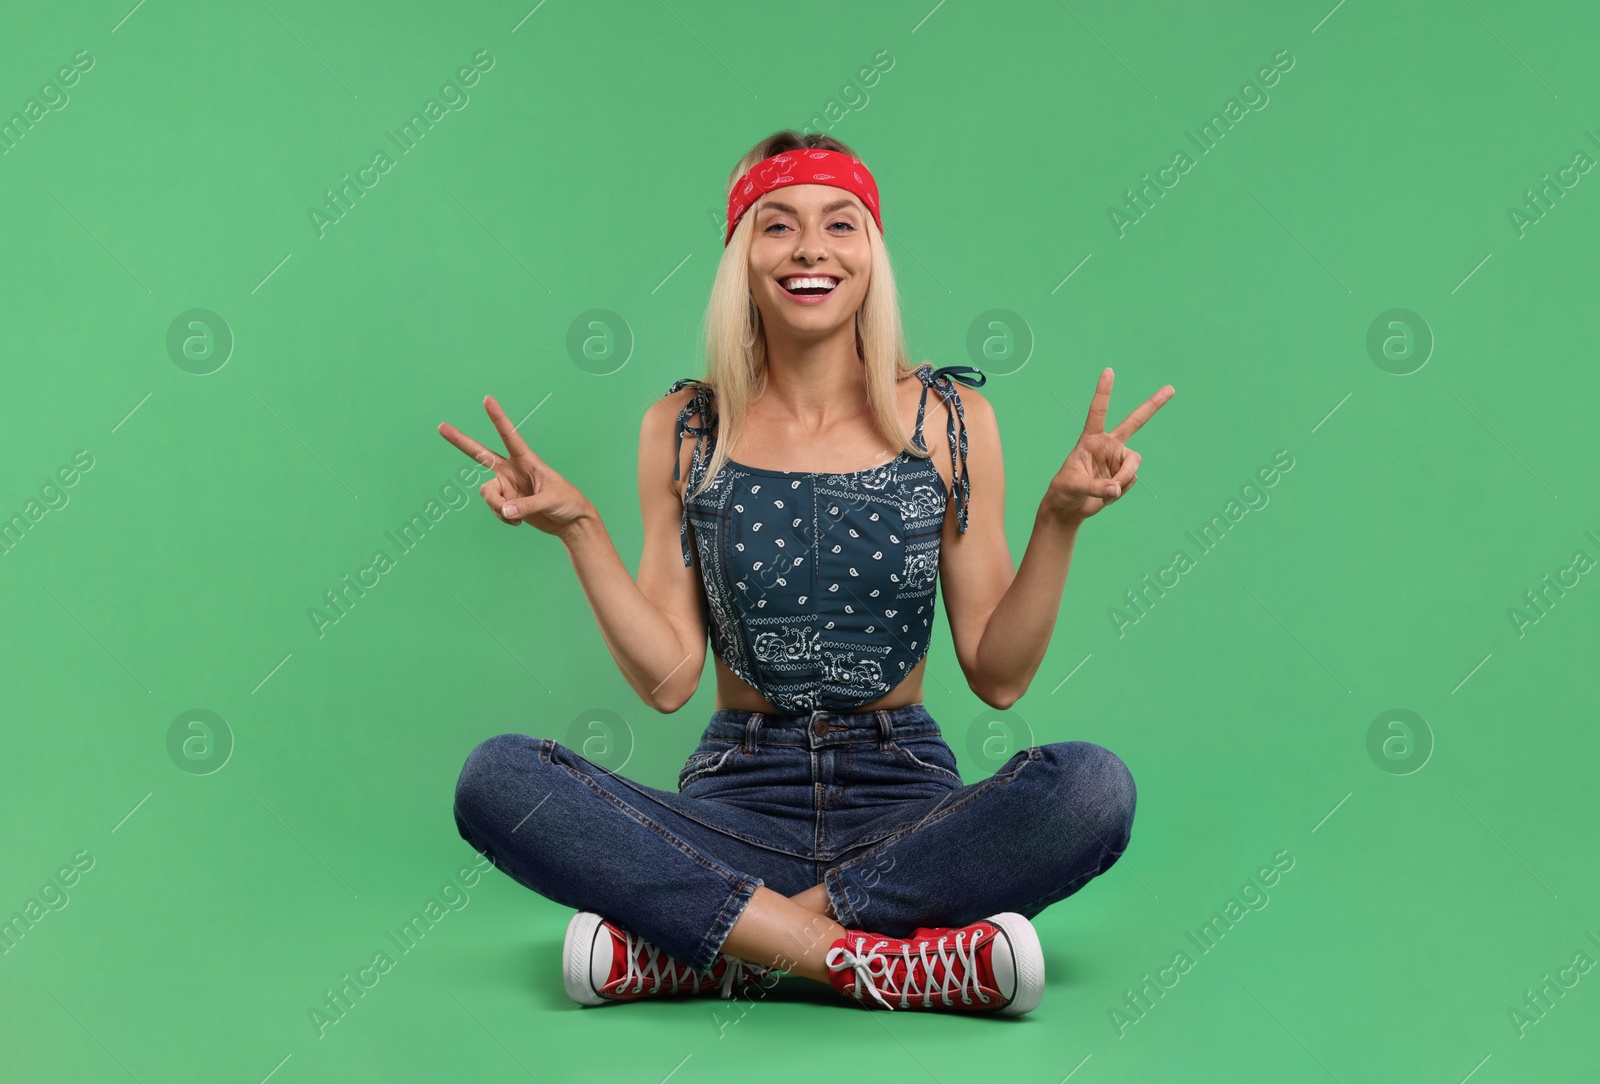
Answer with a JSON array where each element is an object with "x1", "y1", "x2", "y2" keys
[
  {"x1": 437, "y1": 391, "x2": 706, "y2": 713},
  {"x1": 936, "y1": 370, "x2": 1173, "y2": 707},
  {"x1": 558, "y1": 393, "x2": 708, "y2": 712},
  {"x1": 935, "y1": 388, "x2": 1071, "y2": 709}
]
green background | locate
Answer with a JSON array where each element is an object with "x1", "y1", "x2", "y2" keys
[{"x1": 3, "y1": 0, "x2": 1597, "y2": 1080}]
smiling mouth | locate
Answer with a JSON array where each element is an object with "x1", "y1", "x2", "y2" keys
[{"x1": 780, "y1": 275, "x2": 840, "y2": 298}]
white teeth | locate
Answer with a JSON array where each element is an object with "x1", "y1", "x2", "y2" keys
[{"x1": 781, "y1": 276, "x2": 839, "y2": 291}]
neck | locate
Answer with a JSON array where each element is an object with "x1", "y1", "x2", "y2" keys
[{"x1": 758, "y1": 321, "x2": 867, "y2": 427}]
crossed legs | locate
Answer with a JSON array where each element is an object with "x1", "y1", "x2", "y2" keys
[
  {"x1": 453, "y1": 734, "x2": 1136, "y2": 987},
  {"x1": 723, "y1": 885, "x2": 843, "y2": 983},
  {"x1": 724, "y1": 741, "x2": 1136, "y2": 985}
]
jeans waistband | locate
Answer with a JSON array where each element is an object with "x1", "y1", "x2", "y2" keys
[{"x1": 702, "y1": 702, "x2": 941, "y2": 751}]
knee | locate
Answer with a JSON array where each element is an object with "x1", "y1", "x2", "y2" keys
[
  {"x1": 453, "y1": 733, "x2": 546, "y2": 837},
  {"x1": 1035, "y1": 740, "x2": 1137, "y2": 858}
]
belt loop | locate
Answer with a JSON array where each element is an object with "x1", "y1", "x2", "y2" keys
[
  {"x1": 743, "y1": 713, "x2": 764, "y2": 754},
  {"x1": 876, "y1": 709, "x2": 893, "y2": 752}
]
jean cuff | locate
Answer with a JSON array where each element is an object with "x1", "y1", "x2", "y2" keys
[{"x1": 688, "y1": 874, "x2": 762, "y2": 974}]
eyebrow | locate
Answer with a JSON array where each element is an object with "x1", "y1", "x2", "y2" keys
[{"x1": 758, "y1": 198, "x2": 861, "y2": 216}]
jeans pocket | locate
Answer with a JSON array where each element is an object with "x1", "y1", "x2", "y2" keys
[
  {"x1": 888, "y1": 736, "x2": 963, "y2": 784},
  {"x1": 677, "y1": 741, "x2": 743, "y2": 791}
]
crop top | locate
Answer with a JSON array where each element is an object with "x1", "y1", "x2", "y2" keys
[{"x1": 664, "y1": 362, "x2": 987, "y2": 714}]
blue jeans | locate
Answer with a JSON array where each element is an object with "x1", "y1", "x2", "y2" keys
[{"x1": 452, "y1": 702, "x2": 1136, "y2": 974}]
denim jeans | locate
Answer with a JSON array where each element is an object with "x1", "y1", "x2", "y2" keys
[{"x1": 452, "y1": 702, "x2": 1136, "y2": 974}]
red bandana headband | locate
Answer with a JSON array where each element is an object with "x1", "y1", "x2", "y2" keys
[{"x1": 725, "y1": 148, "x2": 882, "y2": 247}]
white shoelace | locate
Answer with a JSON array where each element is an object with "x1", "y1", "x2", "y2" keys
[
  {"x1": 717, "y1": 957, "x2": 765, "y2": 998},
  {"x1": 612, "y1": 927, "x2": 768, "y2": 999},
  {"x1": 825, "y1": 929, "x2": 994, "y2": 1010},
  {"x1": 617, "y1": 928, "x2": 699, "y2": 995}
]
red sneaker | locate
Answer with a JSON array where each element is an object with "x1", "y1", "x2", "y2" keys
[
  {"x1": 824, "y1": 912, "x2": 1043, "y2": 1015},
  {"x1": 563, "y1": 912, "x2": 771, "y2": 1006}
]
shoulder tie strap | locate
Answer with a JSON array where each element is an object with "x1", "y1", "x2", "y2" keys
[
  {"x1": 913, "y1": 364, "x2": 987, "y2": 533},
  {"x1": 666, "y1": 377, "x2": 717, "y2": 567},
  {"x1": 927, "y1": 363, "x2": 987, "y2": 388}
]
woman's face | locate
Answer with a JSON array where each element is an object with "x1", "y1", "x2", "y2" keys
[{"x1": 746, "y1": 183, "x2": 871, "y2": 343}]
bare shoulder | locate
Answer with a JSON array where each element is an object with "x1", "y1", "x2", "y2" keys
[
  {"x1": 642, "y1": 381, "x2": 714, "y2": 497},
  {"x1": 643, "y1": 383, "x2": 699, "y2": 438},
  {"x1": 908, "y1": 366, "x2": 998, "y2": 439},
  {"x1": 897, "y1": 366, "x2": 996, "y2": 500},
  {"x1": 952, "y1": 378, "x2": 995, "y2": 420}
]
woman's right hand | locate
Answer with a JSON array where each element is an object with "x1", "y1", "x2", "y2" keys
[{"x1": 438, "y1": 395, "x2": 595, "y2": 540}]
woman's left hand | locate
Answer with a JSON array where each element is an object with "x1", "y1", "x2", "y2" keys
[{"x1": 1044, "y1": 368, "x2": 1174, "y2": 524}]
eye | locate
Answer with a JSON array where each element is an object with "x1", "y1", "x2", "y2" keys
[{"x1": 763, "y1": 219, "x2": 857, "y2": 234}]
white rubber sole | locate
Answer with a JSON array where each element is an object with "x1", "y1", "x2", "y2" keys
[
  {"x1": 562, "y1": 911, "x2": 608, "y2": 1006},
  {"x1": 986, "y1": 912, "x2": 1045, "y2": 1016}
]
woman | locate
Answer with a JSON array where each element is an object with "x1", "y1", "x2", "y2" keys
[{"x1": 445, "y1": 131, "x2": 1173, "y2": 1016}]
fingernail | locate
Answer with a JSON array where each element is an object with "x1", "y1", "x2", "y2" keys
[{"x1": 502, "y1": 503, "x2": 517, "y2": 517}]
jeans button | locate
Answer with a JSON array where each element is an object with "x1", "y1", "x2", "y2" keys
[{"x1": 811, "y1": 717, "x2": 827, "y2": 738}]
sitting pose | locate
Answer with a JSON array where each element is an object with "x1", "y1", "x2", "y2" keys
[{"x1": 444, "y1": 130, "x2": 1173, "y2": 1016}]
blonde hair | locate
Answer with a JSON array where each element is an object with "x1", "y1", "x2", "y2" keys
[{"x1": 683, "y1": 130, "x2": 932, "y2": 504}]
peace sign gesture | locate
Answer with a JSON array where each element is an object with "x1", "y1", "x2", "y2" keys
[
  {"x1": 1045, "y1": 368, "x2": 1174, "y2": 524},
  {"x1": 437, "y1": 396, "x2": 595, "y2": 540}
]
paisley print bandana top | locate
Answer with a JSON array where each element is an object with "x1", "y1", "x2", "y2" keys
[{"x1": 664, "y1": 363, "x2": 986, "y2": 714}]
